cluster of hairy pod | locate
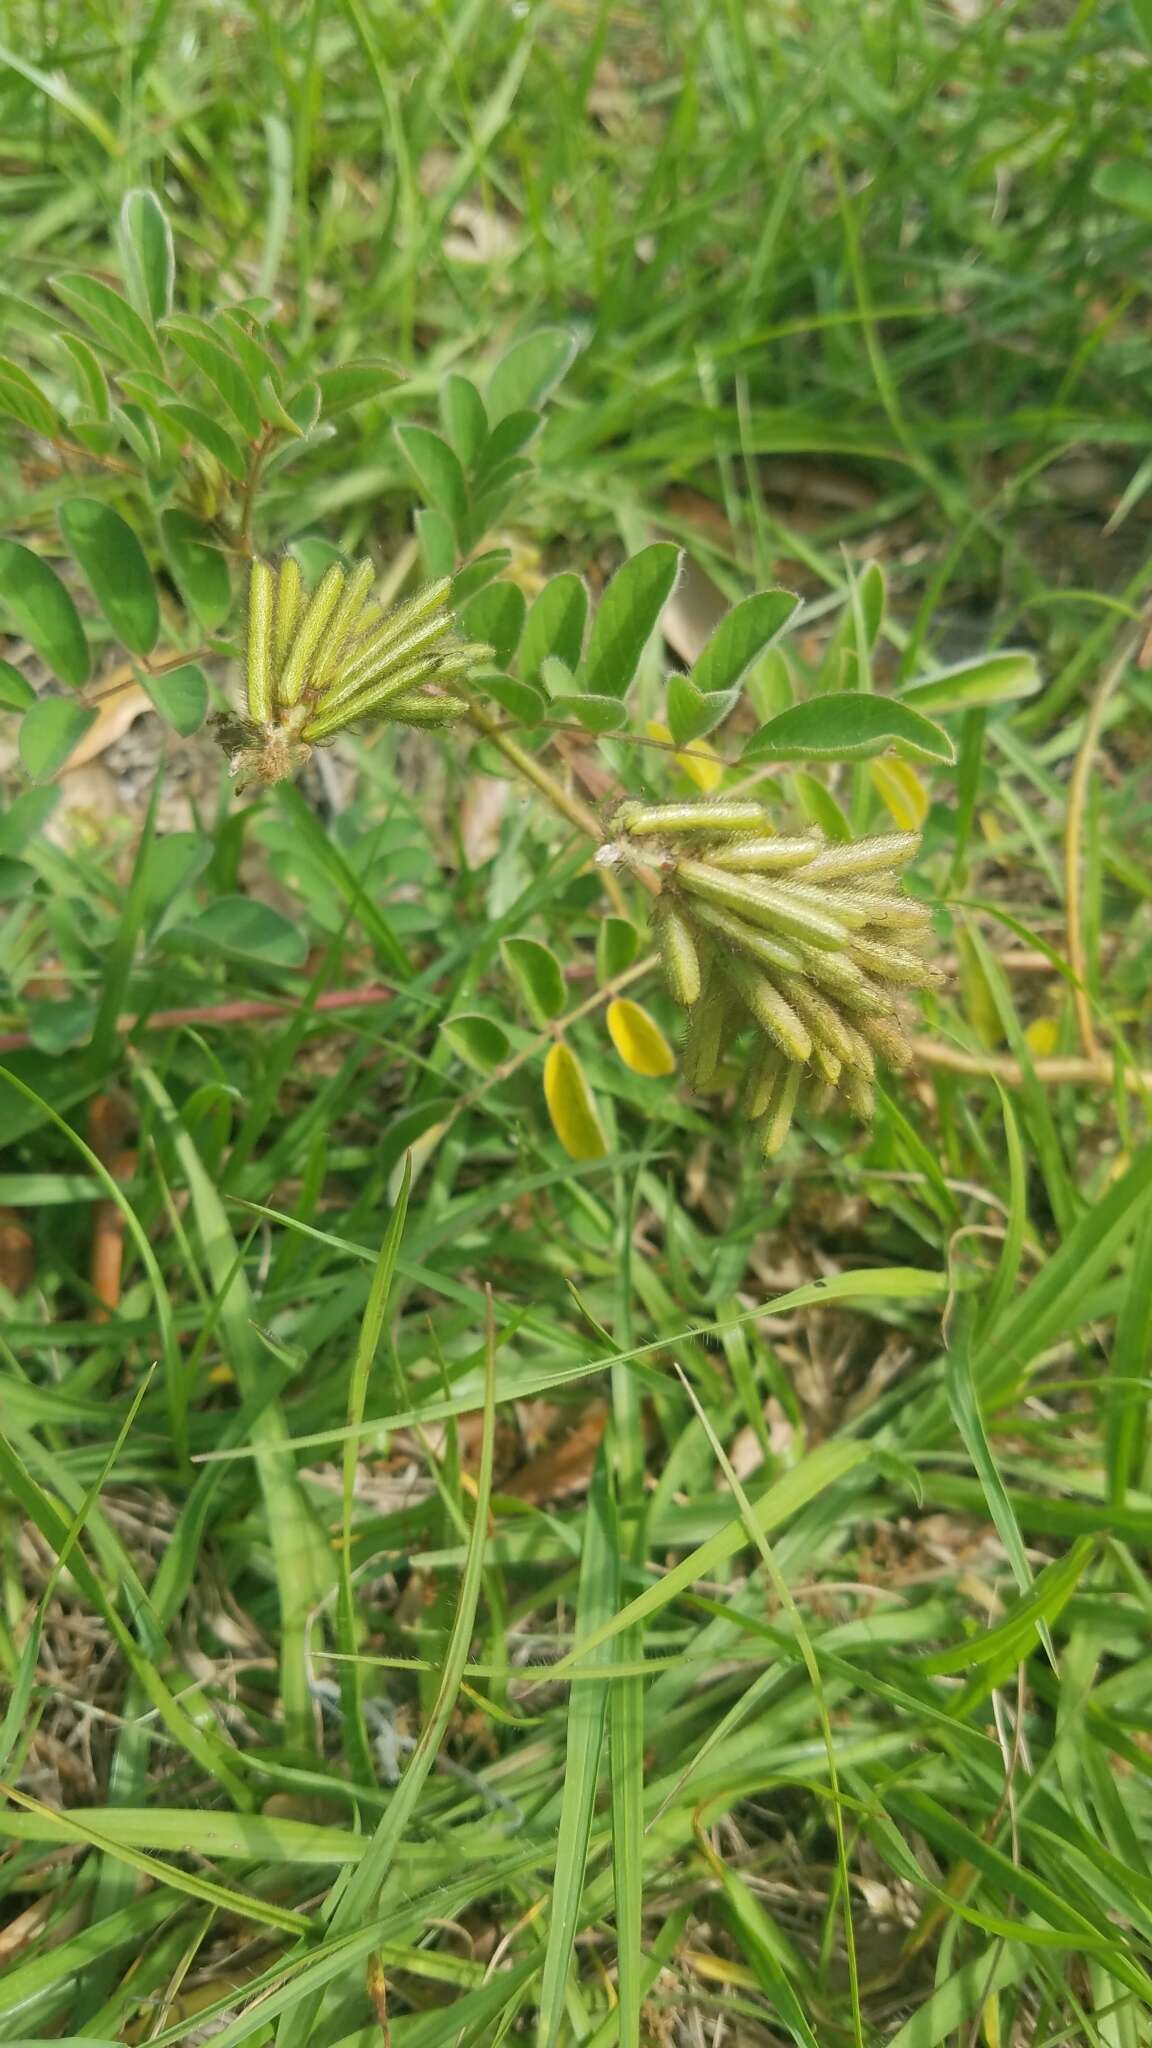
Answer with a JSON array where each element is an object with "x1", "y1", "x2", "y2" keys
[
  {"x1": 213, "y1": 557, "x2": 490, "y2": 788},
  {"x1": 604, "y1": 800, "x2": 945, "y2": 1158}
]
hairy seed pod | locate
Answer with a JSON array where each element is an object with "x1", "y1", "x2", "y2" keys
[
  {"x1": 790, "y1": 945, "x2": 892, "y2": 1013},
  {"x1": 273, "y1": 556, "x2": 304, "y2": 677},
  {"x1": 846, "y1": 934, "x2": 947, "y2": 987},
  {"x1": 311, "y1": 558, "x2": 377, "y2": 689},
  {"x1": 801, "y1": 832, "x2": 921, "y2": 881},
  {"x1": 321, "y1": 609, "x2": 454, "y2": 715},
  {"x1": 684, "y1": 898, "x2": 807, "y2": 976},
  {"x1": 740, "y1": 1037, "x2": 785, "y2": 1120},
  {"x1": 381, "y1": 689, "x2": 469, "y2": 726},
  {"x1": 655, "y1": 900, "x2": 702, "y2": 1007},
  {"x1": 705, "y1": 835, "x2": 822, "y2": 872},
  {"x1": 277, "y1": 563, "x2": 347, "y2": 707},
  {"x1": 717, "y1": 954, "x2": 812, "y2": 1063},
  {"x1": 302, "y1": 653, "x2": 444, "y2": 737},
  {"x1": 615, "y1": 800, "x2": 769, "y2": 837},
  {"x1": 767, "y1": 877, "x2": 870, "y2": 930},
  {"x1": 853, "y1": 1011, "x2": 914, "y2": 1070},
  {"x1": 683, "y1": 984, "x2": 733, "y2": 1091},
  {"x1": 675, "y1": 860, "x2": 849, "y2": 950},
  {"x1": 759, "y1": 1061, "x2": 803, "y2": 1158},
  {"x1": 246, "y1": 560, "x2": 275, "y2": 723},
  {"x1": 842, "y1": 1066, "x2": 875, "y2": 1122},
  {"x1": 811, "y1": 1042, "x2": 842, "y2": 1085},
  {"x1": 774, "y1": 976, "x2": 858, "y2": 1066},
  {"x1": 347, "y1": 577, "x2": 452, "y2": 661},
  {"x1": 840, "y1": 891, "x2": 933, "y2": 931},
  {"x1": 841, "y1": 1022, "x2": 875, "y2": 1076},
  {"x1": 802, "y1": 1072, "x2": 836, "y2": 1115}
]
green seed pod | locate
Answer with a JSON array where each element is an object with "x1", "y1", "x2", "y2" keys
[
  {"x1": 768, "y1": 877, "x2": 870, "y2": 930},
  {"x1": 705, "y1": 835, "x2": 822, "y2": 872},
  {"x1": 347, "y1": 576, "x2": 452, "y2": 663},
  {"x1": 246, "y1": 559, "x2": 275, "y2": 724},
  {"x1": 321, "y1": 608, "x2": 454, "y2": 715},
  {"x1": 683, "y1": 983, "x2": 733, "y2": 1092},
  {"x1": 615, "y1": 800, "x2": 769, "y2": 837},
  {"x1": 272, "y1": 556, "x2": 304, "y2": 679},
  {"x1": 302, "y1": 652, "x2": 444, "y2": 737},
  {"x1": 759, "y1": 1060, "x2": 803, "y2": 1158},
  {"x1": 802, "y1": 1072, "x2": 836, "y2": 1115},
  {"x1": 277, "y1": 563, "x2": 347, "y2": 708},
  {"x1": 842, "y1": 1066, "x2": 875, "y2": 1122},
  {"x1": 846, "y1": 934, "x2": 947, "y2": 987},
  {"x1": 384, "y1": 688, "x2": 470, "y2": 726},
  {"x1": 790, "y1": 945, "x2": 892, "y2": 1013},
  {"x1": 775, "y1": 976, "x2": 858, "y2": 1067},
  {"x1": 717, "y1": 953, "x2": 812, "y2": 1064},
  {"x1": 675, "y1": 860, "x2": 849, "y2": 951},
  {"x1": 311, "y1": 558, "x2": 377, "y2": 689},
  {"x1": 802, "y1": 832, "x2": 921, "y2": 881},
  {"x1": 853, "y1": 1011, "x2": 914, "y2": 1070},
  {"x1": 684, "y1": 898, "x2": 807, "y2": 977},
  {"x1": 740, "y1": 1036, "x2": 785, "y2": 1120},
  {"x1": 811, "y1": 1041, "x2": 842, "y2": 1086},
  {"x1": 840, "y1": 890, "x2": 933, "y2": 931},
  {"x1": 655, "y1": 900, "x2": 702, "y2": 1006},
  {"x1": 841, "y1": 1022, "x2": 875, "y2": 1076}
]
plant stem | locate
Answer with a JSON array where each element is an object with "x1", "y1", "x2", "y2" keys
[{"x1": 463, "y1": 702, "x2": 642, "y2": 918}]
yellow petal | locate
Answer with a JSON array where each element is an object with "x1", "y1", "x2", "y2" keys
[
  {"x1": 646, "y1": 719, "x2": 724, "y2": 793},
  {"x1": 543, "y1": 1042, "x2": 608, "y2": 1160},
  {"x1": 606, "y1": 997, "x2": 676, "y2": 1077},
  {"x1": 870, "y1": 754, "x2": 928, "y2": 830}
]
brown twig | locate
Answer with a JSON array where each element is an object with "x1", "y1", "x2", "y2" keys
[
  {"x1": 910, "y1": 1035, "x2": 1152, "y2": 1095},
  {"x1": 87, "y1": 1092, "x2": 137, "y2": 1319},
  {"x1": 463, "y1": 703, "x2": 642, "y2": 916}
]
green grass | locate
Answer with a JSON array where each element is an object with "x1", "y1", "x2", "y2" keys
[{"x1": 2, "y1": 1, "x2": 1152, "y2": 2043}]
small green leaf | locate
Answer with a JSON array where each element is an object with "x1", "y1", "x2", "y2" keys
[
  {"x1": 59, "y1": 498, "x2": 159, "y2": 655},
  {"x1": 315, "y1": 361, "x2": 402, "y2": 414},
  {"x1": 58, "y1": 333, "x2": 109, "y2": 418},
  {"x1": 164, "y1": 315, "x2": 262, "y2": 438},
  {"x1": 51, "y1": 273, "x2": 164, "y2": 373},
  {"x1": 0, "y1": 356, "x2": 58, "y2": 436},
  {"x1": 161, "y1": 401, "x2": 248, "y2": 481},
  {"x1": 487, "y1": 327, "x2": 578, "y2": 422},
  {"x1": 395, "y1": 425, "x2": 468, "y2": 537},
  {"x1": 0, "y1": 855, "x2": 34, "y2": 900},
  {"x1": 163, "y1": 897, "x2": 308, "y2": 967},
  {"x1": 792, "y1": 770, "x2": 853, "y2": 840},
  {"x1": 19, "y1": 698, "x2": 97, "y2": 781},
  {"x1": 899, "y1": 650, "x2": 1041, "y2": 713},
  {"x1": 439, "y1": 374, "x2": 488, "y2": 467},
  {"x1": 461, "y1": 580, "x2": 526, "y2": 667},
  {"x1": 1092, "y1": 160, "x2": 1152, "y2": 220},
  {"x1": 666, "y1": 672, "x2": 740, "y2": 746},
  {"x1": 113, "y1": 401, "x2": 164, "y2": 469},
  {"x1": 451, "y1": 549, "x2": 512, "y2": 608},
  {"x1": 480, "y1": 409, "x2": 540, "y2": 471},
  {"x1": 139, "y1": 662, "x2": 207, "y2": 737},
  {"x1": 583, "y1": 542, "x2": 680, "y2": 699},
  {"x1": 520, "y1": 573, "x2": 587, "y2": 684},
  {"x1": 0, "y1": 660, "x2": 35, "y2": 711},
  {"x1": 543, "y1": 1041, "x2": 608, "y2": 1161},
  {"x1": 744, "y1": 694, "x2": 954, "y2": 766},
  {"x1": 479, "y1": 672, "x2": 546, "y2": 725},
  {"x1": 597, "y1": 916, "x2": 641, "y2": 984},
  {"x1": 118, "y1": 188, "x2": 175, "y2": 325},
  {"x1": 440, "y1": 1012, "x2": 510, "y2": 1073},
  {"x1": 692, "y1": 589, "x2": 799, "y2": 695},
  {"x1": 502, "y1": 935, "x2": 566, "y2": 1023},
  {"x1": 161, "y1": 511, "x2": 231, "y2": 630},
  {"x1": 0, "y1": 786, "x2": 59, "y2": 854},
  {"x1": 552, "y1": 692, "x2": 629, "y2": 733},
  {"x1": 416, "y1": 507, "x2": 455, "y2": 580},
  {"x1": 0, "y1": 542, "x2": 89, "y2": 685}
]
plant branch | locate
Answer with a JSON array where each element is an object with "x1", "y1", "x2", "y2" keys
[{"x1": 909, "y1": 1036, "x2": 1152, "y2": 1095}]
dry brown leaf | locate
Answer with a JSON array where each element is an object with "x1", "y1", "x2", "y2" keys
[
  {"x1": 501, "y1": 1402, "x2": 608, "y2": 1503},
  {"x1": 61, "y1": 676, "x2": 151, "y2": 774}
]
